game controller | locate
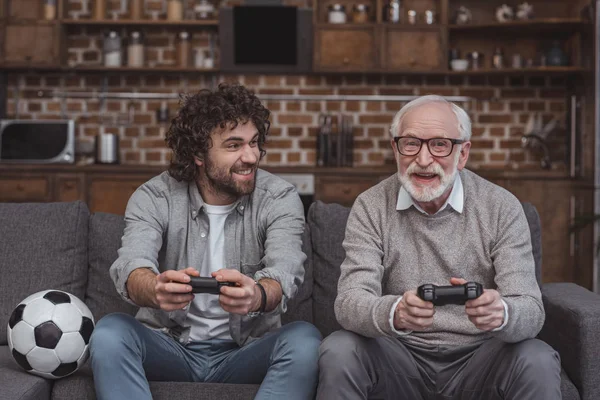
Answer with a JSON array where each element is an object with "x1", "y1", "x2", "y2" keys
[
  {"x1": 417, "y1": 282, "x2": 483, "y2": 306},
  {"x1": 189, "y1": 277, "x2": 236, "y2": 294}
]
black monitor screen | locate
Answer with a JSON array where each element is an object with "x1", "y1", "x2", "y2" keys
[{"x1": 233, "y1": 6, "x2": 297, "y2": 65}]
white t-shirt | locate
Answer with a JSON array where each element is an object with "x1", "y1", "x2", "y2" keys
[{"x1": 185, "y1": 202, "x2": 236, "y2": 341}]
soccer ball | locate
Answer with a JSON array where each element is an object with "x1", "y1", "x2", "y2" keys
[{"x1": 7, "y1": 290, "x2": 95, "y2": 379}]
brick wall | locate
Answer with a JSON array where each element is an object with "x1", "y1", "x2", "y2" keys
[
  {"x1": 6, "y1": 73, "x2": 570, "y2": 169},
  {"x1": 4, "y1": 0, "x2": 570, "y2": 170}
]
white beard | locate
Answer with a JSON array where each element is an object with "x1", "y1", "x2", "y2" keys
[{"x1": 398, "y1": 153, "x2": 459, "y2": 203}]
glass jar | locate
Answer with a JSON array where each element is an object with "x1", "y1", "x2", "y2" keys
[
  {"x1": 327, "y1": 4, "x2": 347, "y2": 24},
  {"x1": 167, "y1": 0, "x2": 184, "y2": 21},
  {"x1": 424, "y1": 10, "x2": 435, "y2": 24},
  {"x1": 103, "y1": 31, "x2": 122, "y2": 67},
  {"x1": 195, "y1": 0, "x2": 215, "y2": 20},
  {"x1": 383, "y1": 0, "x2": 400, "y2": 23},
  {"x1": 352, "y1": 4, "x2": 369, "y2": 23},
  {"x1": 492, "y1": 47, "x2": 504, "y2": 69},
  {"x1": 44, "y1": 0, "x2": 56, "y2": 20},
  {"x1": 130, "y1": 0, "x2": 143, "y2": 20},
  {"x1": 127, "y1": 31, "x2": 144, "y2": 67},
  {"x1": 176, "y1": 31, "x2": 191, "y2": 67},
  {"x1": 407, "y1": 9, "x2": 417, "y2": 24},
  {"x1": 95, "y1": 0, "x2": 106, "y2": 20}
]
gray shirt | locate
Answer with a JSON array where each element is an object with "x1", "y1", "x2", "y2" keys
[
  {"x1": 335, "y1": 169, "x2": 544, "y2": 346},
  {"x1": 109, "y1": 169, "x2": 306, "y2": 346}
]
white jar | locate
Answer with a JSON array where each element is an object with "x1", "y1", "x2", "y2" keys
[
  {"x1": 127, "y1": 31, "x2": 144, "y2": 67},
  {"x1": 194, "y1": 48, "x2": 205, "y2": 68},
  {"x1": 103, "y1": 31, "x2": 122, "y2": 67},
  {"x1": 327, "y1": 4, "x2": 347, "y2": 24}
]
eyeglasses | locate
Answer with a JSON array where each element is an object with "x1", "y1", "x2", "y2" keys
[{"x1": 393, "y1": 136, "x2": 466, "y2": 157}]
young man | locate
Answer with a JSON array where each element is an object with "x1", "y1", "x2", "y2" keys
[
  {"x1": 317, "y1": 95, "x2": 561, "y2": 400},
  {"x1": 90, "y1": 83, "x2": 321, "y2": 400}
]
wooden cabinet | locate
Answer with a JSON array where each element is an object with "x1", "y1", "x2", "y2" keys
[
  {"x1": 382, "y1": 27, "x2": 445, "y2": 70},
  {"x1": 88, "y1": 176, "x2": 148, "y2": 215},
  {"x1": 0, "y1": 176, "x2": 50, "y2": 201},
  {"x1": 3, "y1": 23, "x2": 61, "y2": 65},
  {"x1": 314, "y1": 25, "x2": 378, "y2": 71},
  {"x1": 312, "y1": 0, "x2": 591, "y2": 74},
  {"x1": 485, "y1": 177, "x2": 594, "y2": 289},
  {"x1": 316, "y1": 176, "x2": 379, "y2": 206},
  {"x1": 55, "y1": 175, "x2": 84, "y2": 202},
  {"x1": 8, "y1": 0, "x2": 45, "y2": 20}
]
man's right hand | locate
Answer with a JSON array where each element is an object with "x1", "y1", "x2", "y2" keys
[
  {"x1": 393, "y1": 290, "x2": 435, "y2": 331},
  {"x1": 127, "y1": 267, "x2": 199, "y2": 310},
  {"x1": 152, "y1": 267, "x2": 199, "y2": 311}
]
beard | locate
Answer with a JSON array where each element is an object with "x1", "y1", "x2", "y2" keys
[
  {"x1": 398, "y1": 152, "x2": 460, "y2": 203},
  {"x1": 202, "y1": 156, "x2": 258, "y2": 200}
]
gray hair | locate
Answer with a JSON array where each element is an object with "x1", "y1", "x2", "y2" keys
[{"x1": 389, "y1": 95, "x2": 472, "y2": 141}]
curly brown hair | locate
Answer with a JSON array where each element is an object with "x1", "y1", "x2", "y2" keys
[{"x1": 165, "y1": 83, "x2": 271, "y2": 182}]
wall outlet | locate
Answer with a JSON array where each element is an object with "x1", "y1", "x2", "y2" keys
[{"x1": 277, "y1": 173, "x2": 315, "y2": 195}]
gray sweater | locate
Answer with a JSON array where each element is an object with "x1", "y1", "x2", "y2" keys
[{"x1": 335, "y1": 169, "x2": 544, "y2": 345}]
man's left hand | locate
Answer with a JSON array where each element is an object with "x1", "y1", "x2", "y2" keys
[
  {"x1": 450, "y1": 277, "x2": 504, "y2": 331},
  {"x1": 212, "y1": 269, "x2": 261, "y2": 315}
]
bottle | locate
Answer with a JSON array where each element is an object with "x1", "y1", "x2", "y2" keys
[
  {"x1": 95, "y1": 0, "x2": 106, "y2": 20},
  {"x1": 176, "y1": 31, "x2": 191, "y2": 67},
  {"x1": 103, "y1": 31, "x2": 122, "y2": 67},
  {"x1": 327, "y1": 4, "x2": 347, "y2": 24},
  {"x1": 546, "y1": 41, "x2": 568, "y2": 66},
  {"x1": 167, "y1": 0, "x2": 183, "y2": 21},
  {"x1": 130, "y1": 0, "x2": 143, "y2": 20},
  {"x1": 492, "y1": 47, "x2": 504, "y2": 69},
  {"x1": 127, "y1": 31, "x2": 144, "y2": 67},
  {"x1": 44, "y1": 0, "x2": 57, "y2": 20},
  {"x1": 384, "y1": 0, "x2": 400, "y2": 23},
  {"x1": 195, "y1": 0, "x2": 215, "y2": 20}
]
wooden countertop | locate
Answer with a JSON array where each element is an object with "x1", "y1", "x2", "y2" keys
[{"x1": 0, "y1": 163, "x2": 590, "y2": 182}]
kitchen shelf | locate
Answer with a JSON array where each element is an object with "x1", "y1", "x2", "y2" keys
[
  {"x1": 0, "y1": 64, "x2": 219, "y2": 73},
  {"x1": 446, "y1": 67, "x2": 592, "y2": 75},
  {"x1": 66, "y1": 65, "x2": 218, "y2": 73},
  {"x1": 449, "y1": 18, "x2": 591, "y2": 33},
  {"x1": 60, "y1": 19, "x2": 218, "y2": 27}
]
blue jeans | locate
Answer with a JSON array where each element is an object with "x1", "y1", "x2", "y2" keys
[{"x1": 90, "y1": 313, "x2": 322, "y2": 400}]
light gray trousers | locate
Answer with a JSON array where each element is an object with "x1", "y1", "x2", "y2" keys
[{"x1": 317, "y1": 330, "x2": 561, "y2": 400}]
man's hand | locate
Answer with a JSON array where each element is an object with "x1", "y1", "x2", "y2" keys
[
  {"x1": 450, "y1": 277, "x2": 504, "y2": 331},
  {"x1": 212, "y1": 269, "x2": 261, "y2": 315},
  {"x1": 394, "y1": 290, "x2": 435, "y2": 331},
  {"x1": 153, "y1": 267, "x2": 199, "y2": 311}
]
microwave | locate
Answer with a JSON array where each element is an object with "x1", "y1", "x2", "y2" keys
[{"x1": 0, "y1": 120, "x2": 75, "y2": 164}]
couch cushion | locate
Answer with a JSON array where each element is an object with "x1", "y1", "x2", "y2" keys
[
  {"x1": 86, "y1": 212, "x2": 138, "y2": 321},
  {"x1": 308, "y1": 201, "x2": 349, "y2": 337},
  {"x1": 1, "y1": 345, "x2": 52, "y2": 400},
  {"x1": 51, "y1": 364, "x2": 259, "y2": 400},
  {"x1": 521, "y1": 202, "x2": 542, "y2": 286},
  {"x1": 282, "y1": 224, "x2": 314, "y2": 325},
  {"x1": 561, "y1": 368, "x2": 581, "y2": 400},
  {"x1": 0, "y1": 201, "x2": 89, "y2": 345}
]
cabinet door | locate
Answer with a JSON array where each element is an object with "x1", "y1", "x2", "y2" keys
[
  {"x1": 0, "y1": 177, "x2": 50, "y2": 202},
  {"x1": 314, "y1": 26, "x2": 377, "y2": 72},
  {"x1": 316, "y1": 176, "x2": 377, "y2": 207},
  {"x1": 8, "y1": 0, "x2": 43, "y2": 20},
  {"x1": 55, "y1": 176, "x2": 84, "y2": 202},
  {"x1": 88, "y1": 178, "x2": 148, "y2": 215},
  {"x1": 4, "y1": 24, "x2": 59, "y2": 64},
  {"x1": 382, "y1": 28, "x2": 444, "y2": 71}
]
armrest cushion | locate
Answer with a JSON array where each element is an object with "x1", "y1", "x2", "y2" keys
[{"x1": 539, "y1": 283, "x2": 600, "y2": 400}]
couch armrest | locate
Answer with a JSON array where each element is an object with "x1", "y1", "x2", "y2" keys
[{"x1": 539, "y1": 283, "x2": 600, "y2": 400}]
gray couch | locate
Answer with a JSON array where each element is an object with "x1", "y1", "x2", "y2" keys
[{"x1": 1, "y1": 200, "x2": 599, "y2": 400}]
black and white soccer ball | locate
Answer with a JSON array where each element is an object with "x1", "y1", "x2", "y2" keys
[{"x1": 7, "y1": 290, "x2": 95, "y2": 379}]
